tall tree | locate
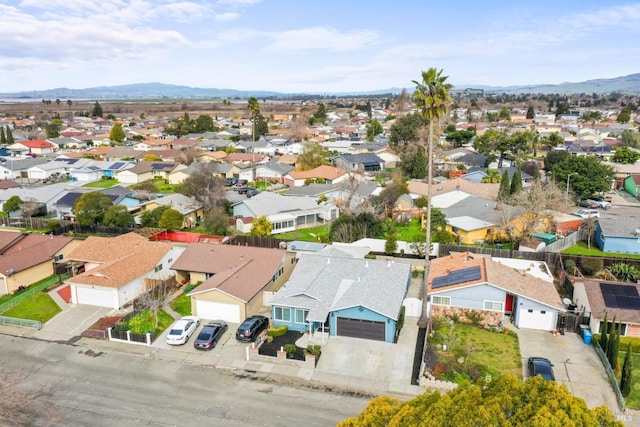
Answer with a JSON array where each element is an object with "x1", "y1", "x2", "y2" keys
[
  {"x1": 140, "y1": 205, "x2": 171, "y2": 228},
  {"x1": 3, "y1": 195, "x2": 22, "y2": 213},
  {"x1": 250, "y1": 216, "x2": 272, "y2": 237},
  {"x1": 550, "y1": 156, "x2": 615, "y2": 197},
  {"x1": 510, "y1": 167, "x2": 523, "y2": 195},
  {"x1": 600, "y1": 312, "x2": 609, "y2": 351},
  {"x1": 6, "y1": 127, "x2": 14, "y2": 144},
  {"x1": 620, "y1": 129, "x2": 640, "y2": 148},
  {"x1": 617, "y1": 107, "x2": 631, "y2": 124},
  {"x1": 203, "y1": 207, "x2": 229, "y2": 235},
  {"x1": 109, "y1": 122, "x2": 125, "y2": 143},
  {"x1": 412, "y1": 67, "x2": 452, "y2": 277},
  {"x1": 176, "y1": 163, "x2": 226, "y2": 211},
  {"x1": 612, "y1": 146, "x2": 640, "y2": 164},
  {"x1": 394, "y1": 88, "x2": 411, "y2": 112},
  {"x1": 72, "y1": 191, "x2": 113, "y2": 226},
  {"x1": 526, "y1": 106, "x2": 535, "y2": 119},
  {"x1": 297, "y1": 141, "x2": 330, "y2": 171},
  {"x1": 411, "y1": 145, "x2": 427, "y2": 179},
  {"x1": 389, "y1": 113, "x2": 428, "y2": 152},
  {"x1": 102, "y1": 205, "x2": 134, "y2": 228},
  {"x1": 473, "y1": 129, "x2": 512, "y2": 168},
  {"x1": 91, "y1": 101, "x2": 103, "y2": 117},
  {"x1": 620, "y1": 343, "x2": 633, "y2": 397},
  {"x1": 498, "y1": 170, "x2": 511, "y2": 201},
  {"x1": 0, "y1": 127, "x2": 5, "y2": 144},
  {"x1": 158, "y1": 208, "x2": 184, "y2": 230},
  {"x1": 366, "y1": 119, "x2": 383, "y2": 141}
]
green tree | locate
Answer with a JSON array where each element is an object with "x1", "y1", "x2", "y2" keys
[
  {"x1": 366, "y1": 119, "x2": 383, "y2": 141},
  {"x1": 544, "y1": 150, "x2": 569, "y2": 172},
  {"x1": 72, "y1": 192, "x2": 114, "y2": 226},
  {"x1": 330, "y1": 212, "x2": 383, "y2": 243},
  {"x1": 609, "y1": 263, "x2": 640, "y2": 283},
  {"x1": 45, "y1": 119, "x2": 62, "y2": 138},
  {"x1": 297, "y1": 141, "x2": 330, "y2": 171},
  {"x1": 510, "y1": 167, "x2": 523, "y2": 195},
  {"x1": 3, "y1": 195, "x2": 22, "y2": 213},
  {"x1": 481, "y1": 168, "x2": 501, "y2": 183},
  {"x1": 91, "y1": 101, "x2": 103, "y2": 117},
  {"x1": 194, "y1": 114, "x2": 215, "y2": 133},
  {"x1": 158, "y1": 208, "x2": 184, "y2": 231},
  {"x1": 612, "y1": 146, "x2": 640, "y2": 164},
  {"x1": 202, "y1": 207, "x2": 229, "y2": 235},
  {"x1": 0, "y1": 127, "x2": 5, "y2": 144},
  {"x1": 617, "y1": 107, "x2": 631, "y2": 123},
  {"x1": 102, "y1": 205, "x2": 134, "y2": 228},
  {"x1": 473, "y1": 129, "x2": 512, "y2": 168},
  {"x1": 384, "y1": 228, "x2": 398, "y2": 255},
  {"x1": 498, "y1": 106, "x2": 511, "y2": 121},
  {"x1": 109, "y1": 122, "x2": 125, "y2": 143},
  {"x1": 176, "y1": 163, "x2": 226, "y2": 211},
  {"x1": 526, "y1": 106, "x2": 535, "y2": 119},
  {"x1": 250, "y1": 215, "x2": 272, "y2": 237},
  {"x1": 340, "y1": 374, "x2": 623, "y2": 427},
  {"x1": 498, "y1": 170, "x2": 511, "y2": 201},
  {"x1": 6, "y1": 127, "x2": 14, "y2": 144},
  {"x1": 600, "y1": 312, "x2": 609, "y2": 351},
  {"x1": 620, "y1": 129, "x2": 640, "y2": 148},
  {"x1": 411, "y1": 145, "x2": 427, "y2": 179},
  {"x1": 388, "y1": 113, "x2": 428, "y2": 152},
  {"x1": 413, "y1": 67, "x2": 452, "y2": 264},
  {"x1": 620, "y1": 343, "x2": 633, "y2": 397},
  {"x1": 550, "y1": 156, "x2": 615, "y2": 197},
  {"x1": 378, "y1": 180, "x2": 409, "y2": 210},
  {"x1": 140, "y1": 205, "x2": 171, "y2": 228},
  {"x1": 445, "y1": 129, "x2": 475, "y2": 148},
  {"x1": 254, "y1": 112, "x2": 268, "y2": 138},
  {"x1": 581, "y1": 110, "x2": 603, "y2": 128}
]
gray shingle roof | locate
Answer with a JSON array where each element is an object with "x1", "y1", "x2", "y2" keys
[{"x1": 269, "y1": 253, "x2": 410, "y2": 322}]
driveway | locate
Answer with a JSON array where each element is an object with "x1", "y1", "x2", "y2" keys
[
  {"x1": 36, "y1": 305, "x2": 113, "y2": 340},
  {"x1": 517, "y1": 327, "x2": 621, "y2": 414}
]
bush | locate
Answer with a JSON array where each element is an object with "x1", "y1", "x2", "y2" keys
[
  {"x1": 580, "y1": 257, "x2": 603, "y2": 276},
  {"x1": 466, "y1": 310, "x2": 484, "y2": 326},
  {"x1": 47, "y1": 220, "x2": 60, "y2": 231},
  {"x1": 396, "y1": 306, "x2": 406, "y2": 332},
  {"x1": 284, "y1": 343, "x2": 296, "y2": 358},
  {"x1": 306, "y1": 344, "x2": 321, "y2": 357},
  {"x1": 182, "y1": 281, "x2": 202, "y2": 295},
  {"x1": 563, "y1": 259, "x2": 576, "y2": 275},
  {"x1": 267, "y1": 325, "x2": 288, "y2": 337}
]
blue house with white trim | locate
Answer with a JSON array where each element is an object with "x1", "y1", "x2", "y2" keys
[
  {"x1": 595, "y1": 217, "x2": 640, "y2": 254},
  {"x1": 269, "y1": 249, "x2": 411, "y2": 343}
]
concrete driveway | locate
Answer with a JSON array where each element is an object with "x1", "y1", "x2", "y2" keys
[
  {"x1": 36, "y1": 304, "x2": 113, "y2": 341},
  {"x1": 517, "y1": 328, "x2": 621, "y2": 413}
]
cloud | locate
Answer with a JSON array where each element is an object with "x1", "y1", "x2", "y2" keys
[
  {"x1": 216, "y1": 0, "x2": 262, "y2": 5},
  {"x1": 267, "y1": 27, "x2": 378, "y2": 53},
  {"x1": 215, "y1": 12, "x2": 239, "y2": 22}
]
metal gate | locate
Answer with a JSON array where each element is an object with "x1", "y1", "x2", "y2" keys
[{"x1": 557, "y1": 311, "x2": 591, "y2": 334}]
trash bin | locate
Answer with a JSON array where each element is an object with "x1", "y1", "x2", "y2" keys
[
  {"x1": 583, "y1": 330, "x2": 593, "y2": 345},
  {"x1": 578, "y1": 324, "x2": 589, "y2": 337}
]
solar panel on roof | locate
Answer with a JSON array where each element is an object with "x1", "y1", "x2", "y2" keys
[
  {"x1": 110, "y1": 162, "x2": 124, "y2": 169},
  {"x1": 600, "y1": 283, "x2": 640, "y2": 309},
  {"x1": 432, "y1": 265, "x2": 481, "y2": 289}
]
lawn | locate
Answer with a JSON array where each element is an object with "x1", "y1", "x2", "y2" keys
[
  {"x1": 3, "y1": 292, "x2": 61, "y2": 323},
  {"x1": 392, "y1": 218, "x2": 424, "y2": 242},
  {"x1": 562, "y1": 242, "x2": 640, "y2": 259},
  {"x1": 427, "y1": 319, "x2": 522, "y2": 382},
  {"x1": 83, "y1": 179, "x2": 118, "y2": 188},
  {"x1": 125, "y1": 309, "x2": 174, "y2": 336},
  {"x1": 276, "y1": 225, "x2": 330, "y2": 242},
  {"x1": 170, "y1": 293, "x2": 192, "y2": 316}
]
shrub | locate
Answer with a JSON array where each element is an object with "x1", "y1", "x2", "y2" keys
[
  {"x1": 267, "y1": 325, "x2": 288, "y2": 337},
  {"x1": 412, "y1": 269, "x2": 424, "y2": 278},
  {"x1": 284, "y1": 343, "x2": 296, "y2": 358},
  {"x1": 448, "y1": 312, "x2": 461, "y2": 323},
  {"x1": 563, "y1": 259, "x2": 576, "y2": 275},
  {"x1": 580, "y1": 257, "x2": 603, "y2": 276},
  {"x1": 609, "y1": 262, "x2": 640, "y2": 283},
  {"x1": 47, "y1": 220, "x2": 60, "y2": 231},
  {"x1": 306, "y1": 344, "x2": 321, "y2": 357},
  {"x1": 182, "y1": 281, "x2": 202, "y2": 294},
  {"x1": 466, "y1": 310, "x2": 484, "y2": 326},
  {"x1": 396, "y1": 306, "x2": 406, "y2": 332}
]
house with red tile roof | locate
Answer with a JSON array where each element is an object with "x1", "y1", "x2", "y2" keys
[
  {"x1": 65, "y1": 233, "x2": 176, "y2": 308},
  {"x1": 8, "y1": 139, "x2": 57, "y2": 155},
  {"x1": 283, "y1": 165, "x2": 351, "y2": 187},
  {"x1": 427, "y1": 252, "x2": 564, "y2": 331},
  {"x1": 171, "y1": 243, "x2": 295, "y2": 323},
  {"x1": 0, "y1": 231, "x2": 79, "y2": 295}
]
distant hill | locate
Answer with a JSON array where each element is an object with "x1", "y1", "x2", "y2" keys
[{"x1": 1, "y1": 74, "x2": 639, "y2": 100}]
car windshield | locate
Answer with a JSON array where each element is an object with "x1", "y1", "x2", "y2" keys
[
  {"x1": 197, "y1": 327, "x2": 215, "y2": 339},
  {"x1": 169, "y1": 329, "x2": 183, "y2": 336}
]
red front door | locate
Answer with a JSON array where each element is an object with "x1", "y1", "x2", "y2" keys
[{"x1": 505, "y1": 294, "x2": 514, "y2": 313}]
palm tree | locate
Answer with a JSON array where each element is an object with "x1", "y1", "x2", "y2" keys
[{"x1": 413, "y1": 68, "x2": 452, "y2": 287}]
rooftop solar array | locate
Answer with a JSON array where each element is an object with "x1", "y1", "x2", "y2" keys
[
  {"x1": 432, "y1": 265, "x2": 481, "y2": 289},
  {"x1": 110, "y1": 162, "x2": 125, "y2": 169},
  {"x1": 600, "y1": 283, "x2": 640, "y2": 309}
]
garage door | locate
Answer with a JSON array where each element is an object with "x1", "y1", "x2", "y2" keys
[
  {"x1": 75, "y1": 286, "x2": 114, "y2": 308},
  {"x1": 196, "y1": 300, "x2": 241, "y2": 323},
  {"x1": 517, "y1": 308, "x2": 556, "y2": 331},
  {"x1": 336, "y1": 317, "x2": 386, "y2": 341}
]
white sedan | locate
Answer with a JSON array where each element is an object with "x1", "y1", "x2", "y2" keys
[
  {"x1": 573, "y1": 209, "x2": 600, "y2": 219},
  {"x1": 166, "y1": 316, "x2": 200, "y2": 345}
]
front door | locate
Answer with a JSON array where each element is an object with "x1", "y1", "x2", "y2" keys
[{"x1": 505, "y1": 294, "x2": 514, "y2": 314}]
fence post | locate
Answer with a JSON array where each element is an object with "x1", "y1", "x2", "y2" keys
[
  {"x1": 146, "y1": 332, "x2": 151, "y2": 346},
  {"x1": 126, "y1": 330, "x2": 131, "y2": 342}
]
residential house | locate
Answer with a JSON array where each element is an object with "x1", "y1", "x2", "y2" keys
[
  {"x1": 133, "y1": 139, "x2": 172, "y2": 151},
  {"x1": 255, "y1": 162, "x2": 294, "y2": 183},
  {"x1": 8, "y1": 139, "x2": 57, "y2": 156},
  {"x1": 407, "y1": 177, "x2": 500, "y2": 201},
  {"x1": 136, "y1": 193, "x2": 204, "y2": 228},
  {"x1": 116, "y1": 161, "x2": 184, "y2": 184},
  {"x1": 595, "y1": 217, "x2": 640, "y2": 254},
  {"x1": 573, "y1": 279, "x2": 640, "y2": 337},
  {"x1": 333, "y1": 153, "x2": 385, "y2": 172},
  {"x1": 427, "y1": 252, "x2": 564, "y2": 331},
  {"x1": 232, "y1": 191, "x2": 338, "y2": 235},
  {"x1": 283, "y1": 165, "x2": 351, "y2": 188},
  {"x1": 269, "y1": 249, "x2": 411, "y2": 342},
  {"x1": 171, "y1": 243, "x2": 295, "y2": 323},
  {"x1": 374, "y1": 146, "x2": 401, "y2": 168},
  {"x1": 0, "y1": 231, "x2": 79, "y2": 296},
  {"x1": 65, "y1": 233, "x2": 177, "y2": 308},
  {"x1": 0, "y1": 156, "x2": 47, "y2": 180},
  {"x1": 284, "y1": 181, "x2": 379, "y2": 211}
]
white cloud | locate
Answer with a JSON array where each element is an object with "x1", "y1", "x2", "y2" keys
[
  {"x1": 215, "y1": 12, "x2": 239, "y2": 22},
  {"x1": 267, "y1": 27, "x2": 378, "y2": 53}
]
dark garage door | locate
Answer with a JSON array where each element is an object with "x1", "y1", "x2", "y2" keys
[{"x1": 336, "y1": 317, "x2": 386, "y2": 341}]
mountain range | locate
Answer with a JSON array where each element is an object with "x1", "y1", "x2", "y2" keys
[{"x1": 1, "y1": 74, "x2": 639, "y2": 100}]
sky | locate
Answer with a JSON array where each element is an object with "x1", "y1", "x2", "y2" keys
[{"x1": 1, "y1": 0, "x2": 639, "y2": 94}]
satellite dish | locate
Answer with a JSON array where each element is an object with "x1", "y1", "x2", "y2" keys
[{"x1": 562, "y1": 298, "x2": 572, "y2": 307}]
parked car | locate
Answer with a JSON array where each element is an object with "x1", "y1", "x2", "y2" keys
[
  {"x1": 235, "y1": 315, "x2": 269, "y2": 342},
  {"x1": 246, "y1": 189, "x2": 260, "y2": 198},
  {"x1": 193, "y1": 320, "x2": 228, "y2": 350},
  {"x1": 577, "y1": 199, "x2": 597, "y2": 208},
  {"x1": 528, "y1": 357, "x2": 555, "y2": 381},
  {"x1": 237, "y1": 186, "x2": 252, "y2": 194},
  {"x1": 166, "y1": 316, "x2": 200, "y2": 345},
  {"x1": 588, "y1": 199, "x2": 611, "y2": 209},
  {"x1": 235, "y1": 179, "x2": 248, "y2": 187},
  {"x1": 226, "y1": 177, "x2": 238, "y2": 186},
  {"x1": 573, "y1": 209, "x2": 600, "y2": 219}
]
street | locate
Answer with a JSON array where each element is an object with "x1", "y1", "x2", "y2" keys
[{"x1": 0, "y1": 334, "x2": 368, "y2": 426}]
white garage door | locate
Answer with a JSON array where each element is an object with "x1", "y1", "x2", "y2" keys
[
  {"x1": 517, "y1": 308, "x2": 555, "y2": 331},
  {"x1": 196, "y1": 300, "x2": 241, "y2": 323},
  {"x1": 75, "y1": 286, "x2": 114, "y2": 308}
]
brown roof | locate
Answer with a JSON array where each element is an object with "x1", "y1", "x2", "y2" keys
[
  {"x1": 408, "y1": 178, "x2": 499, "y2": 200},
  {"x1": 428, "y1": 252, "x2": 564, "y2": 310},
  {"x1": 288, "y1": 165, "x2": 347, "y2": 180},
  {"x1": 0, "y1": 233, "x2": 74, "y2": 274},
  {"x1": 582, "y1": 279, "x2": 640, "y2": 324},
  {"x1": 175, "y1": 243, "x2": 286, "y2": 302},
  {"x1": 225, "y1": 153, "x2": 269, "y2": 163},
  {"x1": 66, "y1": 233, "x2": 172, "y2": 289}
]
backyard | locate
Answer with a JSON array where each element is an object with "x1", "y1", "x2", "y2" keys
[
  {"x1": 563, "y1": 242, "x2": 640, "y2": 259},
  {"x1": 426, "y1": 317, "x2": 522, "y2": 383}
]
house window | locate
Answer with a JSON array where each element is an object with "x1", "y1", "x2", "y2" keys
[
  {"x1": 431, "y1": 296, "x2": 451, "y2": 306},
  {"x1": 54, "y1": 254, "x2": 64, "y2": 262},
  {"x1": 154, "y1": 264, "x2": 163, "y2": 273},
  {"x1": 483, "y1": 301, "x2": 503, "y2": 312},
  {"x1": 274, "y1": 307, "x2": 291, "y2": 322},
  {"x1": 295, "y1": 309, "x2": 309, "y2": 324}
]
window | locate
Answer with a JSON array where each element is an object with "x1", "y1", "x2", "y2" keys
[
  {"x1": 295, "y1": 309, "x2": 308, "y2": 324},
  {"x1": 483, "y1": 301, "x2": 503, "y2": 311},
  {"x1": 274, "y1": 307, "x2": 291, "y2": 322},
  {"x1": 154, "y1": 264, "x2": 163, "y2": 273},
  {"x1": 54, "y1": 254, "x2": 64, "y2": 262},
  {"x1": 431, "y1": 296, "x2": 451, "y2": 306}
]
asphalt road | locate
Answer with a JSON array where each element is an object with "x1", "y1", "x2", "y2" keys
[{"x1": 0, "y1": 334, "x2": 368, "y2": 426}]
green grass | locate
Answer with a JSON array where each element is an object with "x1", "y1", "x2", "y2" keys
[
  {"x1": 275, "y1": 225, "x2": 330, "y2": 242},
  {"x1": 430, "y1": 321, "x2": 522, "y2": 381},
  {"x1": 154, "y1": 180, "x2": 178, "y2": 193},
  {"x1": 562, "y1": 241, "x2": 640, "y2": 259},
  {"x1": 617, "y1": 352, "x2": 640, "y2": 409},
  {"x1": 126, "y1": 309, "x2": 174, "y2": 335},
  {"x1": 2, "y1": 292, "x2": 61, "y2": 323},
  {"x1": 392, "y1": 218, "x2": 424, "y2": 241},
  {"x1": 170, "y1": 293, "x2": 192, "y2": 316},
  {"x1": 83, "y1": 179, "x2": 118, "y2": 188}
]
